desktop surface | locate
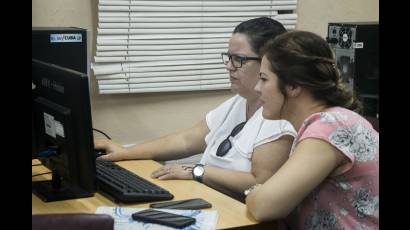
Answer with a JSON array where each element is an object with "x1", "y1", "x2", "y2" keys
[{"x1": 32, "y1": 159, "x2": 274, "y2": 229}]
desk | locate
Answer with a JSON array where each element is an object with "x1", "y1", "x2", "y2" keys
[{"x1": 32, "y1": 159, "x2": 276, "y2": 229}]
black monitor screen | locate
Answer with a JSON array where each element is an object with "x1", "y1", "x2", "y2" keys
[{"x1": 32, "y1": 58, "x2": 96, "y2": 202}]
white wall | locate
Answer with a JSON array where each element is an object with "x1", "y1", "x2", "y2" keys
[
  {"x1": 32, "y1": 0, "x2": 379, "y2": 144},
  {"x1": 296, "y1": 0, "x2": 379, "y2": 36}
]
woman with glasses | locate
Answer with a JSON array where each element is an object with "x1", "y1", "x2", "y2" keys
[
  {"x1": 95, "y1": 17, "x2": 296, "y2": 201},
  {"x1": 246, "y1": 31, "x2": 379, "y2": 229}
]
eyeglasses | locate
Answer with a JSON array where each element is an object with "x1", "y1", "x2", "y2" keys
[
  {"x1": 221, "y1": 52, "x2": 261, "y2": 69},
  {"x1": 216, "y1": 121, "x2": 247, "y2": 157}
]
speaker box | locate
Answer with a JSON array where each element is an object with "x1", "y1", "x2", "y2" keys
[
  {"x1": 327, "y1": 22, "x2": 379, "y2": 118},
  {"x1": 32, "y1": 27, "x2": 88, "y2": 74}
]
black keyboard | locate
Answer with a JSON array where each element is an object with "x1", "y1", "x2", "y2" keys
[{"x1": 96, "y1": 160, "x2": 174, "y2": 203}]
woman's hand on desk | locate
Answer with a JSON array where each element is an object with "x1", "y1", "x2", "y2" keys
[
  {"x1": 94, "y1": 139, "x2": 129, "y2": 161},
  {"x1": 151, "y1": 164, "x2": 193, "y2": 180}
]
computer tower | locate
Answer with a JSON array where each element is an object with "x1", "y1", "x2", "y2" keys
[
  {"x1": 327, "y1": 22, "x2": 379, "y2": 118},
  {"x1": 32, "y1": 27, "x2": 88, "y2": 74}
]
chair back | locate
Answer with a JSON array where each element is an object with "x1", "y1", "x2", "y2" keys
[{"x1": 32, "y1": 213, "x2": 114, "y2": 230}]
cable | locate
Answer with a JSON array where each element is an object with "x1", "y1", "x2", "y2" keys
[
  {"x1": 32, "y1": 172, "x2": 51, "y2": 177},
  {"x1": 93, "y1": 128, "x2": 112, "y2": 140},
  {"x1": 36, "y1": 148, "x2": 57, "y2": 158}
]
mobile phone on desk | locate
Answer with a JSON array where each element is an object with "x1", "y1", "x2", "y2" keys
[
  {"x1": 132, "y1": 209, "x2": 196, "y2": 228},
  {"x1": 150, "y1": 198, "x2": 212, "y2": 210}
]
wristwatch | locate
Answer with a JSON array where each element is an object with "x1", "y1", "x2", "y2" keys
[{"x1": 192, "y1": 164, "x2": 205, "y2": 182}]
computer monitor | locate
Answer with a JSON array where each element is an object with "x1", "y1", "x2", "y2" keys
[
  {"x1": 32, "y1": 88, "x2": 38, "y2": 158},
  {"x1": 32, "y1": 58, "x2": 96, "y2": 202}
]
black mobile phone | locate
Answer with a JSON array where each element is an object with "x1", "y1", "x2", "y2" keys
[
  {"x1": 132, "y1": 209, "x2": 196, "y2": 228},
  {"x1": 150, "y1": 198, "x2": 212, "y2": 210}
]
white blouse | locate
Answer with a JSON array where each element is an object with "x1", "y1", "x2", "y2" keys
[{"x1": 200, "y1": 95, "x2": 296, "y2": 172}]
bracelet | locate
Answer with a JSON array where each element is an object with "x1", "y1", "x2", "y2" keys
[{"x1": 244, "y1": 184, "x2": 262, "y2": 196}]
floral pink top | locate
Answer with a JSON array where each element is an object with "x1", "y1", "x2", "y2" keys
[{"x1": 286, "y1": 107, "x2": 379, "y2": 230}]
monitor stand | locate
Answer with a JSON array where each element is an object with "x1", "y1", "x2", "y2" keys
[{"x1": 32, "y1": 171, "x2": 93, "y2": 202}]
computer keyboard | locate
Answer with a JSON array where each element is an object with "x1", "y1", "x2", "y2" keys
[{"x1": 96, "y1": 160, "x2": 174, "y2": 203}]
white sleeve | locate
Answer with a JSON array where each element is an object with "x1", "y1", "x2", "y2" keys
[
  {"x1": 234, "y1": 109, "x2": 296, "y2": 156},
  {"x1": 255, "y1": 119, "x2": 296, "y2": 146}
]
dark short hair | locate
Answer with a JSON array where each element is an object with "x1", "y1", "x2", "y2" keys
[
  {"x1": 233, "y1": 17, "x2": 286, "y2": 57},
  {"x1": 262, "y1": 30, "x2": 362, "y2": 113}
]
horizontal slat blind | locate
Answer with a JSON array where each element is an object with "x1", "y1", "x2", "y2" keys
[{"x1": 92, "y1": 0, "x2": 298, "y2": 94}]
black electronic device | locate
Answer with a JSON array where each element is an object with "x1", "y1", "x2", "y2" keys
[
  {"x1": 32, "y1": 59, "x2": 96, "y2": 202},
  {"x1": 32, "y1": 59, "x2": 174, "y2": 203},
  {"x1": 96, "y1": 160, "x2": 174, "y2": 203},
  {"x1": 32, "y1": 27, "x2": 87, "y2": 74},
  {"x1": 131, "y1": 209, "x2": 196, "y2": 228},
  {"x1": 32, "y1": 88, "x2": 38, "y2": 158},
  {"x1": 32, "y1": 27, "x2": 88, "y2": 159},
  {"x1": 95, "y1": 149, "x2": 107, "y2": 158},
  {"x1": 327, "y1": 22, "x2": 379, "y2": 118},
  {"x1": 150, "y1": 198, "x2": 212, "y2": 210}
]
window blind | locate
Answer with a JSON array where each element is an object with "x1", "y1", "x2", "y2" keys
[{"x1": 92, "y1": 0, "x2": 298, "y2": 94}]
